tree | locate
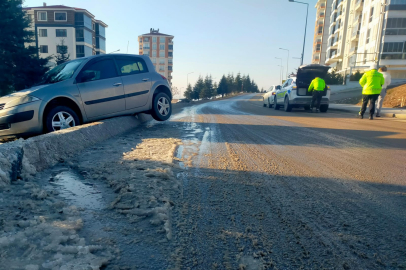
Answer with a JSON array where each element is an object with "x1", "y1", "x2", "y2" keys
[
  {"x1": 184, "y1": 84, "x2": 193, "y2": 100},
  {"x1": 227, "y1": 74, "x2": 235, "y2": 94},
  {"x1": 54, "y1": 39, "x2": 70, "y2": 65},
  {"x1": 0, "y1": 0, "x2": 50, "y2": 96},
  {"x1": 200, "y1": 75, "x2": 214, "y2": 99},
  {"x1": 217, "y1": 75, "x2": 228, "y2": 97},
  {"x1": 235, "y1": 73, "x2": 242, "y2": 93},
  {"x1": 325, "y1": 68, "x2": 344, "y2": 85},
  {"x1": 193, "y1": 76, "x2": 204, "y2": 100},
  {"x1": 350, "y1": 70, "x2": 364, "y2": 81}
]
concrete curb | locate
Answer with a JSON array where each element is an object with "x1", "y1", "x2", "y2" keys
[
  {"x1": 329, "y1": 107, "x2": 406, "y2": 119},
  {"x1": 0, "y1": 114, "x2": 152, "y2": 186}
]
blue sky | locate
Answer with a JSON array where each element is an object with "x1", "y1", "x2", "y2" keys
[{"x1": 25, "y1": 0, "x2": 318, "y2": 94}]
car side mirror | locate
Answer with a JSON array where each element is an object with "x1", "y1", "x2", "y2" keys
[{"x1": 80, "y1": 71, "x2": 96, "y2": 83}]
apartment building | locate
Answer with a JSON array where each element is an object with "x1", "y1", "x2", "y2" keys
[
  {"x1": 318, "y1": 0, "x2": 406, "y2": 79},
  {"x1": 138, "y1": 29, "x2": 174, "y2": 84},
  {"x1": 312, "y1": 0, "x2": 333, "y2": 64},
  {"x1": 23, "y1": 3, "x2": 107, "y2": 65}
]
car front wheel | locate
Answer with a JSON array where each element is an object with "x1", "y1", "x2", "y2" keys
[
  {"x1": 151, "y1": 92, "x2": 172, "y2": 121},
  {"x1": 268, "y1": 98, "x2": 273, "y2": 108},
  {"x1": 274, "y1": 96, "x2": 280, "y2": 110},
  {"x1": 45, "y1": 106, "x2": 80, "y2": 133},
  {"x1": 320, "y1": 104, "x2": 329, "y2": 113},
  {"x1": 284, "y1": 97, "x2": 292, "y2": 112}
]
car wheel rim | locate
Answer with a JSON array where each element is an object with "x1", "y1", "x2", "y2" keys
[
  {"x1": 157, "y1": 97, "x2": 170, "y2": 116},
  {"x1": 52, "y1": 111, "x2": 75, "y2": 131}
]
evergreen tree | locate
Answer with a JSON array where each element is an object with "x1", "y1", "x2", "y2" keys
[
  {"x1": 200, "y1": 75, "x2": 214, "y2": 99},
  {"x1": 244, "y1": 75, "x2": 252, "y2": 93},
  {"x1": 217, "y1": 75, "x2": 228, "y2": 97},
  {"x1": 235, "y1": 73, "x2": 243, "y2": 93},
  {"x1": 226, "y1": 74, "x2": 235, "y2": 94},
  {"x1": 54, "y1": 39, "x2": 70, "y2": 65},
  {"x1": 184, "y1": 84, "x2": 193, "y2": 100},
  {"x1": 213, "y1": 82, "x2": 218, "y2": 97},
  {"x1": 0, "y1": 0, "x2": 50, "y2": 96},
  {"x1": 193, "y1": 76, "x2": 204, "y2": 100}
]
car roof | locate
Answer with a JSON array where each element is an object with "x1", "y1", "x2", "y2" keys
[{"x1": 75, "y1": 53, "x2": 148, "y2": 62}]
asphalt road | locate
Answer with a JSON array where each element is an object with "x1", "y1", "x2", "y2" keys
[{"x1": 169, "y1": 94, "x2": 406, "y2": 269}]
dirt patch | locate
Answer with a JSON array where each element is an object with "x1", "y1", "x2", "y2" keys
[{"x1": 353, "y1": 84, "x2": 406, "y2": 108}]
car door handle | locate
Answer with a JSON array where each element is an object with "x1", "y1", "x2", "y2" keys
[
  {"x1": 113, "y1": 83, "x2": 122, "y2": 86},
  {"x1": 142, "y1": 78, "x2": 149, "y2": 81}
]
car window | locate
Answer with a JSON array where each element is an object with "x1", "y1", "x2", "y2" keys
[
  {"x1": 78, "y1": 58, "x2": 118, "y2": 83},
  {"x1": 115, "y1": 57, "x2": 149, "y2": 76},
  {"x1": 36, "y1": 59, "x2": 85, "y2": 86}
]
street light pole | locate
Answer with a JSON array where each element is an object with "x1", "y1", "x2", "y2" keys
[
  {"x1": 278, "y1": 65, "x2": 284, "y2": 83},
  {"x1": 276, "y1": 57, "x2": 283, "y2": 82},
  {"x1": 108, "y1": 49, "x2": 120, "y2": 54},
  {"x1": 187, "y1": 72, "x2": 194, "y2": 88},
  {"x1": 289, "y1": 0, "x2": 309, "y2": 66},
  {"x1": 280, "y1": 48, "x2": 290, "y2": 78}
]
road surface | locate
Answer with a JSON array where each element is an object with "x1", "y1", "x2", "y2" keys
[{"x1": 3, "y1": 94, "x2": 406, "y2": 269}]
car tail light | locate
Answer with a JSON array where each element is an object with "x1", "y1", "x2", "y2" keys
[
  {"x1": 160, "y1": 75, "x2": 167, "y2": 80},
  {"x1": 272, "y1": 92, "x2": 276, "y2": 95},
  {"x1": 292, "y1": 86, "x2": 297, "y2": 89}
]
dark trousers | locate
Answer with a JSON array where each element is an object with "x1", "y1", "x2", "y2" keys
[
  {"x1": 311, "y1": 91, "x2": 323, "y2": 109},
  {"x1": 360, "y1": 94, "x2": 380, "y2": 116}
]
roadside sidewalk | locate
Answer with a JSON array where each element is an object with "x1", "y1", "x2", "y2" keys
[{"x1": 329, "y1": 104, "x2": 406, "y2": 119}]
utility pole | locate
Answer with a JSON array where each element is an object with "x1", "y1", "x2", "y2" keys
[{"x1": 377, "y1": 2, "x2": 387, "y2": 67}]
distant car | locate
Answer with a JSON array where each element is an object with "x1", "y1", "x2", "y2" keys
[
  {"x1": 263, "y1": 85, "x2": 281, "y2": 108},
  {"x1": 274, "y1": 64, "x2": 331, "y2": 112},
  {"x1": 0, "y1": 54, "x2": 172, "y2": 140},
  {"x1": 177, "y1": 99, "x2": 190, "y2": 103}
]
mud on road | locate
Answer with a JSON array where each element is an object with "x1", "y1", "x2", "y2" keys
[{"x1": 1, "y1": 94, "x2": 406, "y2": 269}]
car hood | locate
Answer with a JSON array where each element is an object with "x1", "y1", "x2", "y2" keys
[
  {"x1": 0, "y1": 85, "x2": 49, "y2": 104},
  {"x1": 296, "y1": 64, "x2": 330, "y2": 83}
]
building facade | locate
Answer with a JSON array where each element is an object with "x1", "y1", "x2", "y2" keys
[
  {"x1": 317, "y1": 0, "x2": 406, "y2": 79},
  {"x1": 138, "y1": 29, "x2": 174, "y2": 84},
  {"x1": 312, "y1": 0, "x2": 333, "y2": 64},
  {"x1": 23, "y1": 4, "x2": 107, "y2": 65}
]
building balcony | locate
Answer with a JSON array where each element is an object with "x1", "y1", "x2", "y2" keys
[
  {"x1": 351, "y1": 30, "x2": 360, "y2": 41},
  {"x1": 353, "y1": 15, "x2": 361, "y2": 25},
  {"x1": 354, "y1": 0, "x2": 364, "y2": 11},
  {"x1": 349, "y1": 46, "x2": 358, "y2": 55}
]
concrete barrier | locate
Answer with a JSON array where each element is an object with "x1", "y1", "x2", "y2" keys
[{"x1": 0, "y1": 114, "x2": 153, "y2": 186}]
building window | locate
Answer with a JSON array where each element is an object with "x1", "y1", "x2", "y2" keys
[
  {"x1": 54, "y1": 12, "x2": 67, "y2": 21},
  {"x1": 383, "y1": 42, "x2": 404, "y2": 52},
  {"x1": 158, "y1": 50, "x2": 164, "y2": 57},
  {"x1": 28, "y1": 14, "x2": 33, "y2": 22},
  {"x1": 168, "y1": 52, "x2": 173, "y2": 57},
  {"x1": 159, "y1": 58, "x2": 165, "y2": 64},
  {"x1": 143, "y1": 50, "x2": 149, "y2": 56},
  {"x1": 39, "y1": 45, "x2": 48, "y2": 53},
  {"x1": 57, "y1": 45, "x2": 68, "y2": 54},
  {"x1": 56, "y1": 29, "x2": 67, "y2": 37},
  {"x1": 152, "y1": 51, "x2": 157, "y2": 57},
  {"x1": 168, "y1": 44, "x2": 173, "y2": 50},
  {"x1": 316, "y1": 44, "x2": 321, "y2": 51},
  {"x1": 152, "y1": 43, "x2": 157, "y2": 49},
  {"x1": 168, "y1": 59, "x2": 173, "y2": 64},
  {"x1": 37, "y1": 11, "x2": 47, "y2": 21},
  {"x1": 144, "y1": 37, "x2": 150, "y2": 42},
  {"x1": 369, "y1": 7, "x2": 374, "y2": 23},
  {"x1": 92, "y1": 23, "x2": 95, "y2": 31},
  {"x1": 318, "y1": 26, "x2": 323, "y2": 34},
  {"x1": 76, "y1": 29, "x2": 84, "y2": 41},
  {"x1": 168, "y1": 66, "x2": 172, "y2": 71},
  {"x1": 38, "y1": 29, "x2": 47, "y2": 37},
  {"x1": 159, "y1": 66, "x2": 164, "y2": 71},
  {"x1": 159, "y1": 44, "x2": 165, "y2": 50},
  {"x1": 366, "y1": 29, "x2": 371, "y2": 44},
  {"x1": 160, "y1": 37, "x2": 165, "y2": 43},
  {"x1": 76, "y1": 45, "x2": 85, "y2": 58},
  {"x1": 153, "y1": 37, "x2": 157, "y2": 42},
  {"x1": 143, "y1": 43, "x2": 150, "y2": 49},
  {"x1": 151, "y1": 58, "x2": 157, "y2": 64}
]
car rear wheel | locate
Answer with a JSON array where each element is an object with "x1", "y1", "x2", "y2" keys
[
  {"x1": 263, "y1": 99, "x2": 267, "y2": 107},
  {"x1": 320, "y1": 104, "x2": 329, "y2": 113},
  {"x1": 45, "y1": 106, "x2": 80, "y2": 133},
  {"x1": 274, "y1": 97, "x2": 280, "y2": 110},
  {"x1": 284, "y1": 97, "x2": 292, "y2": 112},
  {"x1": 151, "y1": 92, "x2": 172, "y2": 121},
  {"x1": 304, "y1": 105, "x2": 311, "y2": 111},
  {"x1": 268, "y1": 98, "x2": 273, "y2": 108}
]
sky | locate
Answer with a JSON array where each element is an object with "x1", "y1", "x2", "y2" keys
[{"x1": 24, "y1": 0, "x2": 318, "y2": 96}]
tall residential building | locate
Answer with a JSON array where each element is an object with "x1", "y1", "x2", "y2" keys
[
  {"x1": 138, "y1": 29, "x2": 174, "y2": 84},
  {"x1": 23, "y1": 3, "x2": 107, "y2": 65},
  {"x1": 312, "y1": 0, "x2": 333, "y2": 64},
  {"x1": 325, "y1": 0, "x2": 352, "y2": 69},
  {"x1": 317, "y1": 0, "x2": 406, "y2": 79}
]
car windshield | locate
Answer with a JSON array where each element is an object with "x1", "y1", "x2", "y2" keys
[{"x1": 36, "y1": 59, "x2": 85, "y2": 86}]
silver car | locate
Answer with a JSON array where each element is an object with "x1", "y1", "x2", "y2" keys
[{"x1": 0, "y1": 54, "x2": 172, "y2": 140}]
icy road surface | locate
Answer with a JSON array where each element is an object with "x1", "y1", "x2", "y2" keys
[{"x1": 1, "y1": 94, "x2": 406, "y2": 269}]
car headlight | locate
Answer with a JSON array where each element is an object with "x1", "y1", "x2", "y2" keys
[{"x1": 5, "y1": 95, "x2": 40, "y2": 109}]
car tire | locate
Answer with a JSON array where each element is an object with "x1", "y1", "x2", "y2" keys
[
  {"x1": 274, "y1": 97, "x2": 280, "y2": 110},
  {"x1": 263, "y1": 99, "x2": 267, "y2": 107},
  {"x1": 45, "y1": 105, "x2": 80, "y2": 133},
  {"x1": 268, "y1": 98, "x2": 273, "y2": 108},
  {"x1": 151, "y1": 92, "x2": 172, "y2": 121},
  {"x1": 304, "y1": 105, "x2": 311, "y2": 111},
  {"x1": 284, "y1": 97, "x2": 292, "y2": 112},
  {"x1": 320, "y1": 104, "x2": 329, "y2": 113}
]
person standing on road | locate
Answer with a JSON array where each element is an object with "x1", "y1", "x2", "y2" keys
[
  {"x1": 308, "y1": 77, "x2": 326, "y2": 113},
  {"x1": 359, "y1": 64, "x2": 385, "y2": 120},
  {"x1": 375, "y1": 66, "x2": 391, "y2": 117}
]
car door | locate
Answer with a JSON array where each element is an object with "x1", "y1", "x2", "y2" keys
[
  {"x1": 114, "y1": 56, "x2": 151, "y2": 110},
  {"x1": 76, "y1": 57, "x2": 125, "y2": 119},
  {"x1": 278, "y1": 80, "x2": 290, "y2": 103}
]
